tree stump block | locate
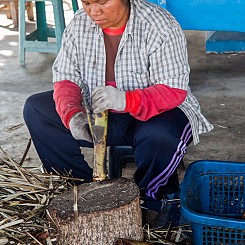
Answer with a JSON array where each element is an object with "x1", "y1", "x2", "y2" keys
[{"x1": 48, "y1": 178, "x2": 144, "y2": 244}]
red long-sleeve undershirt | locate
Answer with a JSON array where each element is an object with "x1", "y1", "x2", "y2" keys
[
  {"x1": 53, "y1": 80, "x2": 85, "y2": 128},
  {"x1": 53, "y1": 80, "x2": 187, "y2": 128},
  {"x1": 125, "y1": 84, "x2": 186, "y2": 120}
]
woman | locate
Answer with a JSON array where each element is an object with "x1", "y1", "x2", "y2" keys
[{"x1": 24, "y1": 0, "x2": 213, "y2": 211}]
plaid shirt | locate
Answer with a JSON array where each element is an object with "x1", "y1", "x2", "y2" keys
[{"x1": 52, "y1": 0, "x2": 213, "y2": 144}]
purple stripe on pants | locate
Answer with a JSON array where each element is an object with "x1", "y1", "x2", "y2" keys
[{"x1": 146, "y1": 122, "x2": 192, "y2": 198}]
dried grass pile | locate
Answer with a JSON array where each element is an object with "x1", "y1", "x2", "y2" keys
[{"x1": 0, "y1": 146, "x2": 84, "y2": 244}]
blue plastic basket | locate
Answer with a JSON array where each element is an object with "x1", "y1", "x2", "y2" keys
[{"x1": 180, "y1": 160, "x2": 245, "y2": 245}]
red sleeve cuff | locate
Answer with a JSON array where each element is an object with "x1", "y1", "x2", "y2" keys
[
  {"x1": 125, "y1": 84, "x2": 187, "y2": 121},
  {"x1": 125, "y1": 90, "x2": 141, "y2": 114},
  {"x1": 53, "y1": 80, "x2": 85, "y2": 128}
]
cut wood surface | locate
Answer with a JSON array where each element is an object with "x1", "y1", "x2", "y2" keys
[{"x1": 48, "y1": 178, "x2": 144, "y2": 244}]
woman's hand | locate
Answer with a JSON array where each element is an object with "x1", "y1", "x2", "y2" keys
[{"x1": 92, "y1": 86, "x2": 126, "y2": 113}]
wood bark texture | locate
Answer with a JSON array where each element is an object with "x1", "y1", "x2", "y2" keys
[{"x1": 48, "y1": 178, "x2": 144, "y2": 244}]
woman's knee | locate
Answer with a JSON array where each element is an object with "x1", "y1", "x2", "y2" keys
[
  {"x1": 23, "y1": 94, "x2": 38, "y2": 123},
  {"x1": 23, "y1": 91, "x2": 54, "y2": 122}
]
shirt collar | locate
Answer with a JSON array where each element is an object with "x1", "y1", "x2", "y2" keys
[
  {"x1": 87, "y1": 18, "x2": 101, "y2": 33},
  {"x1": 124, "y1": 0, "x2": 135, "y2": 38}
]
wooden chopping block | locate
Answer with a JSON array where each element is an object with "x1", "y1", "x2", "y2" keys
[{"x1": 48, "y1": 178, "x2": 144, "y2": 244}]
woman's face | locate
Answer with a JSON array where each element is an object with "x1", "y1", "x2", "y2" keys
[{"x1": 81, "y1": 0, "x2": 129, "y2": 29}]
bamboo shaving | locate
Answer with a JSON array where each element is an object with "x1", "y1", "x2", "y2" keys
[{"x1": 143, "y1": 224, "x2": 192, "y2": 244}]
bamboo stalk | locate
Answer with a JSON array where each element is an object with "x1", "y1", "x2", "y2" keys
[{"x1": 92, "y1": 111, "x2": 108, "y2": 181}]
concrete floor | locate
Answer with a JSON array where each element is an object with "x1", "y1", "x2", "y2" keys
[{"x1": 0, "y1": 8, "x2": 245, "y2": 180}]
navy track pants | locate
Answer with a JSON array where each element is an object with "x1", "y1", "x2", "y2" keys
[{"x1": 23, "y1": 90, "x2": 193, "y2": 200}]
